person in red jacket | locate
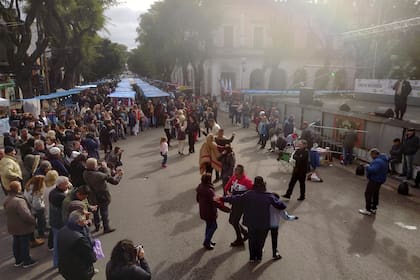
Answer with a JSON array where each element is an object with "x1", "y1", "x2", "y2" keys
[{"x1": 224, "y1": 164, "x2": 253, "y2": 246}]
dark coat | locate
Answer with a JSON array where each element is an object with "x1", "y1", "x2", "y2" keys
[
  {"x1": 293, "y1": 148, "x2": 309, "y2": 175},
  {"x1": 218, "y1": 152, "x2": 235, "y2": 180},
  {"x1": 106, "y1": 259, "x2": 152, "y2": 280},
  {"x1": 366, "y1": 154, "x2": 389, "y2": 184},
  {"x1": 49, "y1": 157, "x2": 69, "y2": 177},
  {"x1": 82, "y1": 137, "x2": 99, "y2": 159},
  {"x1": 58, "y1": 223, "x2": 96, "y2": 280},
  {"x1": 196, "y1": 183, "x2": 218, "y2": 221},
  {"x1": 83, "y1": 169, "x2": 120, "y2": 206},
  {"x1": 49, "y1": 187, "x2": 67, "y2": 229},
  {"x1": 224, "y1": 190, "x2": 287, "y2": 230},
  {"x1": 389, "y1": 143, "x2": 402, "y2": 162},
  {"x1": 394, "y1": 80, "x2": 412, "y2": 104},
  {"x1": 70, "y1": 161, "x2": 86, "y2": 188},
  {"x1": 402, "y1": 134, "x2": 420, "y2": 155},
  {"x1": 343, "y1": 132, "x2": 358, "y2": 149}
]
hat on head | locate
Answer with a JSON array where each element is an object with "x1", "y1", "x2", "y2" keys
[
  {"x1": 71, "y1": 151, "x2": 81, "y2": 159},
  {"x1": 407, "y1": 128, "x2": 415, "y2": 132},
  {"x1": 4, "y1": 146, "x2": 15, "y2": 154},
  {"x1": 49, "y1": 147, "x2": 61, "y2": 156}
]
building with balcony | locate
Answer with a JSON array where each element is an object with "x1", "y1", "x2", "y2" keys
[{"x1": 171, "y1": 0, "x2": 377, "y2": 96}]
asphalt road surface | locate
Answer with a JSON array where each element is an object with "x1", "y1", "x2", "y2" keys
[{"x1": 1, "y1": 114, "x2": 419, "y2": 280}]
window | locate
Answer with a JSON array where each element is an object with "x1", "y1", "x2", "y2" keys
[
  {"x1": 224, "y1": 26, "x2": 234, "y2": 48},
  {"x1": 253, "y1": 27, "x2": 264, "y2": 48}
]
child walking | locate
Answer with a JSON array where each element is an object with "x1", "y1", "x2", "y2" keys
[
  {"x1": 270, "y1": 193, "x2": 298, "y2": 260},
  {"x1": 160, "y1": 137, "x2": 169, "y2": 168}
]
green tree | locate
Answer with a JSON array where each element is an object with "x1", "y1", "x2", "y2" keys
[
  {"x1": 0, "y1": 0, "x2": 63, "y2": 98},
  {"x1": 82, "y1": 38, "x2": 128, "y2": 82},
  {"x1": 131, "y1": 0, "x2": 221, "y2": 94}
]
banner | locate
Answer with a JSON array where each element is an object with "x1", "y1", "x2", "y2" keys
[
  {"x1": 355, "y1": 79, "x2": 420, "y2": 97},
  {"x1": 0, "y1": 117, "x2": 10, "y2": 135}
]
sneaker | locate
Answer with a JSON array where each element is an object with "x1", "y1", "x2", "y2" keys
[
  {"x1": 203, "y1": 243, "x2": 214, "y2": 250},
  {"x1": 370, "y1": 209, "x2": 377, "y2": 214},
  {"x1": 23, "y1": 260, "x2": 38, "y2": 268},
  {"x1": 273, "y1": 252, "x2": 282, "y2": 261},
  {"x1": 13, "y1": 261, "x2": 23, "y2": 267},
  {"x1": 162, "y1": 164, "x2": 167, "y2": 168},
  {"x1": 281, "y1": 194, "x2": 290, "y2": 200},
  {"x1": 48, "y1": 247, "x2": 54, "y2": 252},
  {"x1": 358, "y1": 209, "x2": 372, "y2": 216},
  {"x1": 297, "y1": 197, "x2": 305, "y2": 201},
  {"x1": 94, "y1": 268, "x2": 99, "y2": 274}
]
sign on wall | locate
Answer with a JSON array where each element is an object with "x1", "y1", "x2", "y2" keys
[{"x1": 355, "y1": 79, "x2": 420, "y2": 97}]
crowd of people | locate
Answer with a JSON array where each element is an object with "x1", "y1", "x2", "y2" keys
[
  {"x1": 0, "y1": 82, "x2": 157, "y2": 279},
  {"x1": 1, "y1": 82, "x2": 419, "y2": 277}
]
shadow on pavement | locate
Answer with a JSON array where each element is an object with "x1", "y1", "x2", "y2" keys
[
  {"x1": 154, "y1": 248, "x2": 206, "y2": 280},
  {"x1": 229, "y1": 260, "x2": 274, "y2": 280},
  {"x1": 189, "y1": 249, "x2": 243, "y2": 279},
  {"x1": 152, "y1": 188, "x2": 196, "y2": 217},
  {"x1": 170, "y1": 215, "x2": 202, "y2": 237},
  {"x1": 347, "y1": 215, "x2": 377, "y2": 256}
]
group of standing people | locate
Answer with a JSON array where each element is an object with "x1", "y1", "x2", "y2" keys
[{"x1": 0, "y1": 82, "x2": 155, "y2": 279}]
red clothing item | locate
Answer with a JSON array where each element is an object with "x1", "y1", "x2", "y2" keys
[{"x1": 224, "y1": 174, "x2": 253, "y2": 194}]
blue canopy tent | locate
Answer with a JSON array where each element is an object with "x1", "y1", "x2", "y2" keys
[
  {"x1": 108, "y1": 90, "x2": 137, "y2": 107},
  {"x1": 134, "y1": 78, "x2": 170, "y2": 98}
]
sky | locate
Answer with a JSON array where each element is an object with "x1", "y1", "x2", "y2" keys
[{"x1": 100, "y1": 0, "x2": 158, "y2": 50}]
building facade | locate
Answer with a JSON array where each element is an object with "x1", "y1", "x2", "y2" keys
[{"x1": 171, "y1": 0, "x2": 373, "y2": 96}]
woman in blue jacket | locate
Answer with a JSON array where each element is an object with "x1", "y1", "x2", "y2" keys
[{"x1": 222, "y1": 176, "x2": 287, "y2": 263}]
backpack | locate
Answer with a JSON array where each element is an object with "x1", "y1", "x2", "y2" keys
[
  {"x1": 398, "y1": 181, "x2": 409, "y2": 196},
  {"x1": 355, "y1": 164, "x2": 365, "y2": 176}
]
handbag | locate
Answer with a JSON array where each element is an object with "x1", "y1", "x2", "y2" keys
[{"x1": 93, "y1": 239, "x2": 105, "y2": 259}]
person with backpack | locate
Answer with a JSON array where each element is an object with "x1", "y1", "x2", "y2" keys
[{"x1": 359, "y1": 148, "x2": 389, "y2": 216}]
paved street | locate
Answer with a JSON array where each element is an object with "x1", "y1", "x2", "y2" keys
[{"x1": 1, "y1": 114, "x2": 420, "y2": 280}]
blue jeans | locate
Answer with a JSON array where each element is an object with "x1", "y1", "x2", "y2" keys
[
  {"x1": 13, "y1": 234, "x2": 31, "y2": 265},
  {"x1": 204, "y1": 220, "x2": 217, "y2": 246},
  {"x1": 52, "y1": 227, "x2": 59, "y2": 267},
  {"x1": 161, "y1": 152, "x2": 168, "y2": 165},
  {"x1": 402, "y1": 154, "x2": 415, "y2": 179},
  {"x1": 343, "y1": 147, "x2": 353, "y2": 165},
  {"x1": 243, "y1": 115, "x2": 250, "y2": 128}
]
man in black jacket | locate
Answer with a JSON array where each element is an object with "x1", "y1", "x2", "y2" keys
[
  {"x1": 49, "y1": 176, "x2": 71, "y2": 268},
  {"x1": 282, "y1": 140, "x2": 308, "y2": 201},
  {"x1": 401, "y1": 128, "x2": 419, "y2": 180},
  {"x1": 393, "y1": 79, "x2": 412, "y2": 120},
  {"x1": 389, "y1": 138, "x2": 402, "y2": 174},
  {"x1": 58, "y1": 210, "x2": 96, "y2": 280}
]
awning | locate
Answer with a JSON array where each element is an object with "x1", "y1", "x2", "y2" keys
[
  {"x1": 76, "y1": 84, "x2": 97, "y2": 89},
  {"x1": 108, "y1": 91, "x2": 136, "y2": 99},
  {"x1": 135, "y1": 78, "x2": 170, "y2": 98},
  {"x1": 0, "y1": 97, "x2": 10, "y2": 106},
  {"x1": 33, "y1": 88, "x2": 82, "y2": 100}
]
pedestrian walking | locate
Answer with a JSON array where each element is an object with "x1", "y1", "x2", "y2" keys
[
  {"x1": 223, "y1": 164, "x2": 253, "y2": 246},
  {"x1": 282, "y1": 140, "x2": 309, "y2": 201},
  {"x1": 160, "y1": 137, "x2": 168, "y2": 168},
  {"x1": 359, "y1": 148, "x2": 389, "y2": 216},
  {"x1": 269, "y1": 193, "x2": 298, "y2": 260},
  {"x1": 196, "y1": 174, "x2": 230, "y2": 250},
  {"x1": 220, "y1": 176, "x2": 287, "y2": 263}
]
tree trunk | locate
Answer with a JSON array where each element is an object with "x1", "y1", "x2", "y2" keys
[{"x1": 15, "y1": 67, "x2": 33, "y2": 99}]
